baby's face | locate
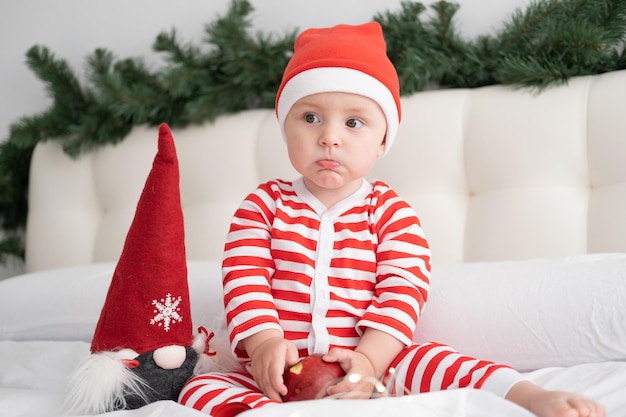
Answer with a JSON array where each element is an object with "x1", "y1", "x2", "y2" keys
[{"x1": 283, "y1": 92, "x2": 386, "y2": 206}]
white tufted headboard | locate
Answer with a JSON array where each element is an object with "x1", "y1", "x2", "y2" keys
[{"x1": 25, "y1": 70, "x2": 626, "y2": 273}]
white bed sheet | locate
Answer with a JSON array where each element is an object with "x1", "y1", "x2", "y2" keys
[
  {"x1": 1, "y1": 340, "x2": 624, "y2": 417},
  {"x1": 2, "y1": 258, "x2": 625, "y2": 416}
]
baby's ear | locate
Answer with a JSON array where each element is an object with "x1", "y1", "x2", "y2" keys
[{"x1": 377, "y1": 137, "x2": 386, "y2": 157}]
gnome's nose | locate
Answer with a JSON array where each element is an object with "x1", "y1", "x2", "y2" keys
[{"x1": 153, "y1": 345, "x2": 187, "y2": 369}]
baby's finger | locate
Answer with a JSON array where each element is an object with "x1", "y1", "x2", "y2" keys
[
  {"x1": 327, "y1": 373, "x2": 372, "y2": 399},
  {"x1": 254, "y1": 366, "x2": 282, "y2": 401},
  {"x1": 269, "y1": 361, "x2": 287, "y2": 398}
]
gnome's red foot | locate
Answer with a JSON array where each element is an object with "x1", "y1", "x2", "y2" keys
[{"x1": 211, "y1": 402, "x2": 251, "y2": 417}]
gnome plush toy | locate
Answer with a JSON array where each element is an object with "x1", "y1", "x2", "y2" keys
[{"x1": 65, "y1": 123, "x2": 203, "y2": 414}]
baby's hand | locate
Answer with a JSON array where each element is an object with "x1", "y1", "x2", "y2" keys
[
  {"x1": 248, "y1": 336, "x2": 299, "y2": 401},
  {"x1": 324, "y1": 348, "x2": 376, "y2": 399}
]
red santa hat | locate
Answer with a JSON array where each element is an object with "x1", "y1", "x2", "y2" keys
[
  {"x1": 275, "y1": 22, "x2": 401, "y2": 156},
  {"x1": 91, "y1": 123, "x2": 192, "y2": 354}
]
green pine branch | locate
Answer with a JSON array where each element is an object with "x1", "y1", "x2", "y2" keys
[
  {"x1": 0, "y1": 0, "x2": 625, "y2": 267},
  {"x1": 0, "y1": 233, "x2": 24, "y2": 265}
]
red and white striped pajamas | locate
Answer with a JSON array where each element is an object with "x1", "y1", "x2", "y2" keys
[{"x1": 179, "y1": 178, "x2": 523, "y2": 414}]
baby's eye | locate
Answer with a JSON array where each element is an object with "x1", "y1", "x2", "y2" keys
[
  {"x1": 304, "y1": 113, "x2": 319, "y2": 124},
  {"x1": 346, "y1": 118, "x2": 364, "y2": 128}
]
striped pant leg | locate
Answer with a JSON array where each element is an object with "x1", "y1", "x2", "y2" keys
[
  {"x1": 383, "y1": 342, "x2": 523, "y2": 398},
  {"x1": 179, "y1": 371, "x2": 279, "y2": 414}
]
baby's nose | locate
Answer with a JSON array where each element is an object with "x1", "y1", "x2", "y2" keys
[{"x1": 319, "y1": 124, "x2": 341, "y2": 147}]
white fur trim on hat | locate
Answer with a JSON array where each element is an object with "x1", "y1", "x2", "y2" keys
[{"x1": 276, "y1": 67, "x2": 399, "y2": 156}]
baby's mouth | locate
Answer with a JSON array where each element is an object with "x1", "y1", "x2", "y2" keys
[{"x1": 317, "y1": 159, "x2": 341, "y2": 169}]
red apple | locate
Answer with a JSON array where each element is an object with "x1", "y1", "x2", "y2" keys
[{"x1": 281, "y1": 353, "x2": 346, "y2": 402}]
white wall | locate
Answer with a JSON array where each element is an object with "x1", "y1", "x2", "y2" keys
[{"x1": 0, "y1": 0, "x2": 527, "y2": 278}]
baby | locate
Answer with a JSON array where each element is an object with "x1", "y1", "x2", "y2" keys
[{"x1": 179, "y1": 22, "x2": 605, "y2": 417}]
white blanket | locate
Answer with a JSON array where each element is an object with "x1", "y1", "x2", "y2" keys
[
  {"x1": 2, "y1": 257, "x2": 626, "y2": 416},
  {"x1": 0, "y1": 339, "x2": 532, "y2": 417},
  {"x1": 2, "y1": 339, "x2": 625, "y2": 417}
]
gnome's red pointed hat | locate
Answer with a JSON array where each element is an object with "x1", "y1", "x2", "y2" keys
[{"x1": 91, "y1": 123, "x2": 192, "y2": 354}]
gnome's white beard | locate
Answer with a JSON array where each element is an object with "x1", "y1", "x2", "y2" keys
[{"x1": 64, "y1": 349, "x2": 149, "y2": 415}]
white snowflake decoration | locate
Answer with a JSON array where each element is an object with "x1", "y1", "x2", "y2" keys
[{"x1": 150, "y1": 293, "x2": 183, "y2": 331}]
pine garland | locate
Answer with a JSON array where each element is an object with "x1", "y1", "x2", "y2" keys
[{"x1": 1, "y1": 0, "x2": 625, "y2": 266}]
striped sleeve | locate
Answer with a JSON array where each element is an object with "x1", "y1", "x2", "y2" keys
[
  {"x1": 356, "y1": 182, "x2": 431, "y2": 346},
  {"x1": 222, "y1": 181, "x2": 284, "y2": 357}
]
